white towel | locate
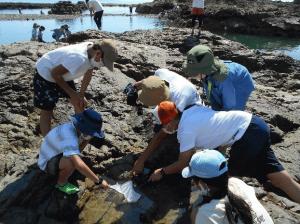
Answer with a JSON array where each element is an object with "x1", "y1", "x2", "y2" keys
[{"x1": 109, "y1": 180, "x2": 141, "y2": 203}]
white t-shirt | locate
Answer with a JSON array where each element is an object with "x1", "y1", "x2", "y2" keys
[
  {"x1": 88, "y1": 0, "x2": 104, "y2": 12},
  {"x1": 195, "y1": 198, "x2": 230, "y2": 224},
  {"x1": 38, "y1": 122, "x2": 80, "y2": 171},
  {"x1": 154, "y1": 68, "x2": 202, "y2": 112},
  {"x1": 36, "y1": 42, "x2": 93, "y2": 82},
  {"x1": 192, "y1": 0, "x2": 204, "y2": 8},
  {"x1": 178, "y1": 106, "x2": 252, "y2": 152}
]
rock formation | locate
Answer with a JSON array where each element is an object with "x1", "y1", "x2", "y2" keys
[
  {"x1": 136, "y1": 0, "x2": 300, "y2": 38},
  {"x1": 0, "y1": 28, "x2": 299, "y2": 223},
  {"x1": 48, "y1": 1, "x2": 87, "y2": 15}
]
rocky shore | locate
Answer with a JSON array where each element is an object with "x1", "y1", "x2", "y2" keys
[
  {"x1": 0, "y1": 28, "x2": 299, "y2": 223},
  {"x1": 136, "y1": 0, "x2": 300, "y2": 38}
]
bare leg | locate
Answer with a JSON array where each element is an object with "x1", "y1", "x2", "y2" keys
[
  {"x1": 191, "y1": 16, "x2": 196, "y2": 36},
  {"x1": 69, "y1": 98, "x2": 85, "y2": 114},
  {"x1": 267, "y1": 170, "x2": 300, "y2": 203},
  {"x1": 197, "y1": 16, "x2": 203, "y2": 37},
  {"x1": 57, "y1": 157, "x2": 75, "y2": 185},
  {"x1": 40, "y1": 109, "x2": 53, "y2": 136}
]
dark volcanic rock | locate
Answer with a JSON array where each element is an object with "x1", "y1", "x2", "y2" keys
[
  {"x1": 136, "y1": 0, "x2": 175, "y2": 14},
  {"x1": 137, "y1": 0, "x2": 300, "y2": 37},
  {"x1": 49, "y1": 1, "x2": 86, "y2": 15},
  {"x1": 0, "y1": 28, "x2": 299, "y2": 223}
]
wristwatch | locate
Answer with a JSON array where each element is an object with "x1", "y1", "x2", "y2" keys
[{"x1": 160, "y1": 168, "x2": 166, "y2": 177}]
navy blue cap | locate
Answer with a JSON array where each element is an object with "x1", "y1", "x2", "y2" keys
[{"x1": 70, "y1": 108, "x2": 105, "y2": 139}]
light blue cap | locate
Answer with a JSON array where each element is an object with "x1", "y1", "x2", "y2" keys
[{"x1": 182, "y1": 149, "x2": 228, "y2": 179}]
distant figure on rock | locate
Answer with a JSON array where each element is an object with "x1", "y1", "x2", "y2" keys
[
  {"x1": 183, "y1": 150, "x2": 274, "y2": 224},
  {"x1": 150, "y1": 101, "x2": 300, "y2": 203},
  {"x1": 18, "y1": 8, "x2": 22, "y2": 15},
  {"x1": 131, "y1": 69, "x2": 203, "y2": 176},
  {"x1": 40, "y1": 10, "x2": 44, "y2": 15},
  {"x1": 33, "y1": 40, "x2": 118, "y2": 136},
  {"x1": 37, "y1": 26, "x2": 46, "y2": 43},
  {"x1": 183, "y1": 45, "x2": 255, "y2": 111},
  {"x1": 129, "y1": 6, "x2": 133, "y2": 15},
  {"x1": 86, "y1": 0, "x2": 104, "y2": 29},
  {"x1": 51, "y1": 26, "x2": 67, "y2": 42},
  {"x1": 31, "y1": 23, "x2": 40, "y2": 41},
  {"x1": 63, "y1": 24, "x2": 72, "y2": 39},
  {"x1": 191, "y1": 0, "x2": 204, "y2": 37},
  {"x1": 38, "y1": 108, "x2": 109, "y2": 194}
]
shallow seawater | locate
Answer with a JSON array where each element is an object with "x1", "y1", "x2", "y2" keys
[
  {"x1": 0, "y1": 0, "x2": 153, "y2": 3},
  {"x1": 0, "y1": 15, "x2": 162, "y2": 44},
  {"x1": 0, "y1": 8, "x2": 51, "y2": 14},
  {"x1": 0, "y1": 7, "x2": 137, "y2": 15},
  {"x1": 218, "y1": 32, "x2": 300, "y2": 61},
  {"x1": 79, "y1": 188, "x2": 154, "y2": 224}
]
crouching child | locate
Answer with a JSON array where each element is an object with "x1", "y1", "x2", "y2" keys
[
  {"x1": 183, "y1": 150, "x2": 274, "y2": 224},
  {"x1": 38, "y1": 108, "x2": 108, "y2": 194}
]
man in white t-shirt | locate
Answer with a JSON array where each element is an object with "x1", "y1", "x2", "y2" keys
[
  {"x1": 86, "y1": 0, "x2": 104, "y2": 29},
  {"x1": 147, "y1": 101, "x2": 300, "y2": 204},
  {"x1": 131, "y1": 68, "x2": 202, "y2": 175},
  {"x1": 34, "y1": 39, "x2": 117, "y2": 136},
  {"x1": 38, "y1": 108, "x2": 109, "y2": 195}
]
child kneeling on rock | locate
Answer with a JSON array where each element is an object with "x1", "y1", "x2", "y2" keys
[{"x1": 38, "y1": 108, "x2": 109, "y2": 194}]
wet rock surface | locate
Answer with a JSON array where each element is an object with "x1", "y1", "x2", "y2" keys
[
  {"x1": 136, "y1": 0, "x2": 300, "y2": 37},
  {"x1": 0, "y1": 28, "x2": 299, "y2": 223}
]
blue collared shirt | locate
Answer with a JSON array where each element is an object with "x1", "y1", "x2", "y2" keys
[{"x1": 203, "y1": 61, "x2": 255, "y2": 111}]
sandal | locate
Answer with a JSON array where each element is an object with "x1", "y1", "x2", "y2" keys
[{"x1": 55, "y1": 182, "x2": 79, "y2": 195}]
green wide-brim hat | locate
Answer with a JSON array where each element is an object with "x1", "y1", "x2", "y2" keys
[{"x1": 182, "y1": 45, "x2": 228, "y2": 81}]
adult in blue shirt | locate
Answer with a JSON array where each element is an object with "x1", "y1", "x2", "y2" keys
[{"x1": 183, "y1": 45, "x2": 255, "y2": 111}]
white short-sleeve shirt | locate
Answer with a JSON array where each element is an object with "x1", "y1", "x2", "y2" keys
[
  {"x1": 36, "y1": 42, "x2": 93, "y2": 82},
  {"x1": 192, "y1": 0, "x2": 204, "y2": 8},
  {"x1": 154, "y1": 68, "x2": 202, "y2": 112},
  {"x1": 195, "y1": 199, "x2": 230, "y2": 224},
  {"x1": 38, "y1": 122, "x2": 80, "y2": 171},
  {"x1": 88, "y1": 0, "x2": 104, "y2": 12},
  {"x1": 177, "y1": 106, "x2": 252, "y2": 152}
]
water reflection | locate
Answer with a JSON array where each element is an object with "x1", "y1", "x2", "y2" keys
[
  {"x1": 130, "y1": 16, "x2": 133, "y2": 29},
  {"x1": 0, "y1": 15, "x2": 162, "y2": 44}
]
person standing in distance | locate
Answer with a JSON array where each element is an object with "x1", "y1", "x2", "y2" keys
[{"x1": 86, "y1": 0, "x2": 104, "y2": 29}]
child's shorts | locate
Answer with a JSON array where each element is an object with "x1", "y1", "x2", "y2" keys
[
  {"x1": 46, "y1": 153, "x2": 63, "y2": 176},
  {"x1": 33, "y1": 71, "x2": 76, "y2": 111}
]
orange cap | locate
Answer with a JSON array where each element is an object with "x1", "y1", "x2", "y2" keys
[{"x1": 158, "y1": 101, "x2": 178, "y2": 125}]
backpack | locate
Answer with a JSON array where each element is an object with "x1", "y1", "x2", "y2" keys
[{"x1": 225, "y1": 178, "x2": 274, "y2": 224}]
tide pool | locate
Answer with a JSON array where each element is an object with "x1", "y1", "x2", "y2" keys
[
  {"x1": 0, "y1": 15, "x2": 162, "y2": 44},
  {"x1": 219, "y1": 32, "x2": 300, "y2": 61}
]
